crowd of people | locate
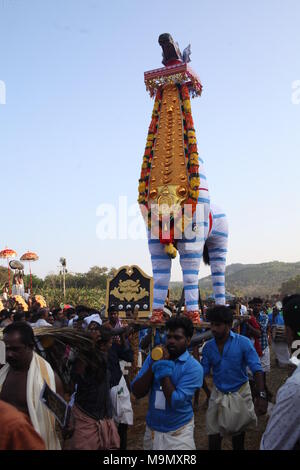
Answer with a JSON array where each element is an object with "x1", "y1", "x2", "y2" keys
[{"x1": 0, "y1": 292, "x2": 299, "y2": 451}]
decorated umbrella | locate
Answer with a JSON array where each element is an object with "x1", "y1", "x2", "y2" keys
[
  {"x1": 20, "y1": 251, "x2": 39, "y2": 293},
  {"x1": 0, "y1": 248, "x2": 17, "y2": 295}
]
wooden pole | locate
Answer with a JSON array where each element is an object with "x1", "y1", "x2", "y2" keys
[
  {"x1": 29, "y1": 261, "x2": 32, "y2": 294},
  {"x1": 7, "y1": 260, "x2": 11, "y2": 295},
  {"x1": 63, "y1": 267, "x2": 66, "y2": 299}
]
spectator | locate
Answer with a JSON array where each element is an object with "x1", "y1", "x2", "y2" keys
[
  {"x1": 64, "y1": 327, "x2": 120, "y2": 450},
  {"x1": 52, "y1": 308, "x2": 68, "y2": 328},
  {"x1": 260, "y1": 294, "x2": 300, "y2": 450},
  {"x1": 0, "y1": 309, "x2": 14, "y2": 328},
  {"x1": 248, "y1": 298, "x2": 271, "y2": 398},
  {"x1": 31, "y1": 308, "x2": 52, "y2": 328}
]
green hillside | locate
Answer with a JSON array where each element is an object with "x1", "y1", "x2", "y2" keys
[{"x1": 170, "y1": 261, "x2": 300, "y2": 299}]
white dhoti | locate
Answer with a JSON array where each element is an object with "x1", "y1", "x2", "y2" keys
[
  {"x1": 206, "y1": 382, "x2": 257, "y2": 436},
  {"x1": 143, "y1": 417, "x2": 196, "y2": 451}
]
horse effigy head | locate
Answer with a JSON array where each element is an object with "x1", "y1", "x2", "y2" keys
[{"x1": 158, "y1": 33, "x2": 183, "y2": 66}]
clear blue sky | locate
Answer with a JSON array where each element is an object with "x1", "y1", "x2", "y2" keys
[{"x1": 0, "y1": 0, "x2": 299, "y2": 281}]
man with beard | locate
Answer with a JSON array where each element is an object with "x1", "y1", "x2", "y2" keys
[
  {"x1": 131, "y1": 316, "x2": 202, "y2": 450},
  {"x1": 201, "y1": 305, "x2": 268, "y2": 450}
]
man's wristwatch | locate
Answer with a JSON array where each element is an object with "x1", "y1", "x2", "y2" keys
[{"x1": 258, "y1": 391, "x2": 267, "y2": 400}]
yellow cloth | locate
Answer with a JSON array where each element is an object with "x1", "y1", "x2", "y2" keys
[{"x1": 0, "y1": 352, "x2": 61, "y2": 450}]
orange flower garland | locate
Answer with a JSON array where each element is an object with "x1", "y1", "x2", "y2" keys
[
  {"x1": 138, "y1": 89, "x2": 162, "y2": 209},
  {"x1": 138, "y1": 84, "x2": 201, "y2": 256}
]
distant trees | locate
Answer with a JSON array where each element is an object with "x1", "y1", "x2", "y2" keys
[
  {"x1": 42, "y1": 266, "x2": 117, "y2": 290},
  {"x1": 280, "y1": 275, "x2": 300, "y2": 297}
]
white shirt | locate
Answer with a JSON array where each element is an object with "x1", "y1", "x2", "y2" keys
[
  {"x1": 260, "y1": 362, "x2": 300, "y2": 449},
  {"x1": 240, "y1": 305, "x2": 247, "y2": 316},
  {"x1": 32, "y1": 319, "x2": 52, "y2": 328}
]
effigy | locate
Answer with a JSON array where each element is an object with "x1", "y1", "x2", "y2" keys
[{"x1": 138, "y1": 34, "x2": 228, "y2": 324}]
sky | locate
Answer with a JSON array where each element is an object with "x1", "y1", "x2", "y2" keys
[{"x1": 0, "y1": 0, "x2": 300, "y2": 281}]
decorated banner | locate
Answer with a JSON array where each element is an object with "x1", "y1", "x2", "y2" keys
[{"x1": 106, "y1": 265, "x2": 153, "y2": 318}]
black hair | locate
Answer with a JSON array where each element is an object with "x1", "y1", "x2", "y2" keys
[
  {"x1": 65, "y1": 308, "x2": 76, "y2": 319},
  {"x1": 13, "y1": 312, "x2": 26, "y2": 322},
  {"x1": 35, "y1": 308, "x2": 48, "y2": 320},
  {"x1": 51, "y1": 308, "x2": 62, "y2": 317},
  {"x1": 97, "y1": 325, "x2": 113, "y2": 343},
  {"x1": 3, "y1": 321, "x2": 35, "y2": 348},
  {"x1": 89, "y1": 309, "x2": 101, "y2": 315},
  {"x1": 282, "y1": 294, "x2": 300, "y2": 308},
  {"x1": 203, "y1": 241, "x2": 210, "y2": 266},
  {"x1": 207, "y1": 305, "x2": 233, "y2": 325},
  {"x1": 108, "y1": 304, "x2": 118, "y2": 313},
  {"x1": 0, "y1": 309, "x2": 10, "y2": 319},
  {"x1": 282, "y1": 294, "x2": 300, "y2": 336},
  {"x1": 248, "y1": 297, "x2": 263, "y2": 305},
  {"x1": 165, "y1": 315, "x2": 194, "y2": 339},
  {"x1": 76, "y1": 305, "x2": 90, "y2": 314}
]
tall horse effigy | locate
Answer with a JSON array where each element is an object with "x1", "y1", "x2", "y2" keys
[{"x1": 138, "y1": 34, "x2": 228, "y2": 324}]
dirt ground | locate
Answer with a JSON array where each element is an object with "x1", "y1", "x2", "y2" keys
[{"x1": 127, "y1": 349, "x2": 292, "y2": 450}]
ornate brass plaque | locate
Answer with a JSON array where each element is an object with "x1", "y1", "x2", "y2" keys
[
  {"x1": 111, "y1": 279, "x2": 149, "y2": 302},
  {"x1": 106, "y1": 265, "x2": 153, "y2": 318}
]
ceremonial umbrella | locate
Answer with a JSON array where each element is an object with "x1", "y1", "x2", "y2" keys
[
  {"x1": 0, "y1": 248, "x2": 17, "y2": 295},
  {"x1": 20, "y1": 251, "x2": 39, "y2": 293}
]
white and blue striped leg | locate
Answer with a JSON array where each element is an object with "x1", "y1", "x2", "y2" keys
[
  {"x1": 148, "y1": 238, "x2": 172, "y2": 311},
  {"x1": 207, "y1": 214, "x2": 228, "y2": 305},
  {"x1": 177, "y1": 239, "x2": 203, "y2": 320}
]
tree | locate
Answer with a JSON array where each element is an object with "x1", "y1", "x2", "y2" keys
[
  {"x1": 280, "y1": 275, "x2": 300, "y2": 296},
  {"x1": 59, "y1": 257, "x2": 67, "y2": 298}
]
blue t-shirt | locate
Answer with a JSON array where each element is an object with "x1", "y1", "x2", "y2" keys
[
  {"x1": 268, "y1": 311, "x2": 284, "y2": 326},
  {"x1": 201, "y1": 331, "x2": 262, "y2": 393},
  {"x1": 131, "y1": 350, "x2": 203, "y2": 432},
  {"x1": 139, "y1": 328, "x2": 166, "y2": 350}
]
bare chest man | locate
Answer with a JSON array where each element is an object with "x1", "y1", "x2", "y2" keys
[{"x1": 0, "y1": 368, "x2": 29, "y2": 415}]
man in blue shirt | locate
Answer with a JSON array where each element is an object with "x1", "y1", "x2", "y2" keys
[
  {"x1": 201, "y1": 305, "x2": 267, "y2": 450},
  {"x1": 131, "y1": 316, "x2": 203, "y2": 450}
]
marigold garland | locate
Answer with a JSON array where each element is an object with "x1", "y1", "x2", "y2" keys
[
  {"x1": 12, "y1": 295, "x2": 28, "y2": 312},
  {"x1": 138, "y1": 83, "x2": 201, "y2": 257},
  {"x1": 138, "y1": 89, "x2": 162, "y2": 208}
]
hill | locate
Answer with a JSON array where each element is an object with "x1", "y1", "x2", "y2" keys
[{"x1": 170, "y1": 261, "x2": 300, "y2": 299}]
